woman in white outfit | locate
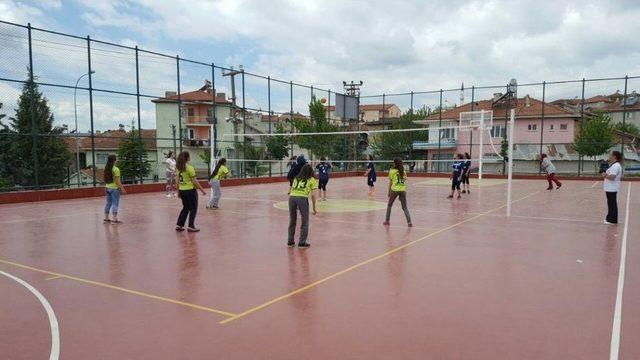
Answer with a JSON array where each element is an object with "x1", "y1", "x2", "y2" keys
[
  {"x1": 603, "y1": 150, "x2": 623, "y2": 225},
  {"x1": 165, "y1": 151, "x2": 177, "y2": 198}
]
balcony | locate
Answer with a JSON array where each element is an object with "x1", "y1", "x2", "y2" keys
[
  {"x1": 182, "y1": 139, "x2": 210, "y2": 147},
  {"x1": 184, "y1": 115, "x2": 216, "y2": 125},
  {"x1": 412, "y1": 138, "x2": 457, "y2": 150}
]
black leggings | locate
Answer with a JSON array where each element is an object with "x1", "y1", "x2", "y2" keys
[
  {"x1": 606, "y1": 191, "x2": 618, "y2": 224},
  {"x1": 177, "y1": 189, "x2": 198, "y2": 228},
  {"x1": 319, "y1": 178, "x2": 329, "y2": 191}
]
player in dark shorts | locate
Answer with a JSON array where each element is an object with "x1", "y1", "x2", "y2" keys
[
  {"x1": 448, "y1": 154, "x2": 464, "y2": 199},
  {"x1": 365, "y1": 155, "x2": 377, "y2": 196},
  {"x1": 461, "y1": 152, "x2": 471, "y2": 194},
  {"x1": 315, "y1": 157, "x2": 332, "y2": 201}
]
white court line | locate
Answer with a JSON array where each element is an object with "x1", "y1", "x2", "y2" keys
[
  {"x1": 0, "y1": 270, "x2": 60, "y2": 360},
  {"x1": 610, "y1": 183, "x2": 632, "y2": 360},
  {"x1": 591, "y1": 181, "x2": 600, "y2": 188}
]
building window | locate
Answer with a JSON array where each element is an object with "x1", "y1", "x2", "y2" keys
[
  {"x1": 527, "y1": 124, "x2": 537, "y2": 131},
  {"x1": 207, "y1": 108, "x2": 213, "y2": 117},
  {"x1": 626, "y1": 112, "x2": 633, "y2": 119},
  {"x1": 491, "y1": 125, "x2": 506, "y2": 138},
  {"x1": 188, "y1": 128, "x2": 195, "y2": 139},
  {"x1": 187, "y1": 108, "x2": 195, "y2": 117},
  {"x1": 549, "y1": 124, "x2": 554, "y2": 131},
  {"x1": 96, "y1": 153, "x2": 109, "y2": 164},
  {"x1": 440, "y1": 128, "x2": 456, "y2": 140},
  {"x1": 560, "y1": 124, "x2": 568, "y2": 131}
]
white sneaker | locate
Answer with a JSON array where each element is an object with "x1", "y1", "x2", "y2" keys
[
  {"x1": 166, "y1": 194, "x2": 171, "y2": 198},
  {"x1": 604, "y1": 220, "x2": 617, "y2": 225}
]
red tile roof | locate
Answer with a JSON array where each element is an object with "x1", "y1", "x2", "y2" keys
[
  {"x1": 324, "y1": 104, "x2": 397, "y2": 112},
  {"x1": 424, "y1": 96, "x2": 580, "y2": 121},
  {"x1": 63, "y1": 129, "x2": 157, "y2": 152},
  {"x1": 152, "y1": 88, "x2": 231, "y2": 104}
]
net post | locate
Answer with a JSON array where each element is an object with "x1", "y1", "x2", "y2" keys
[
  {"x1": 507, "y1": 109, "x2": 515, "y2": 217},
  {"x1": 479, "y1": 111, "x2": 484, "y2": 180}
]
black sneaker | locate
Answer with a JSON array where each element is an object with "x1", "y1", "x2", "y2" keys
[
  {"x1": 298, "y1": 243, "x2": 311, "y2": 248},
  {"x1": 287, "y1": 242, "x2": 295, "y2": 247},
  {"x1": 175, "y1": 226, "x2": 185, "y2": 232},
  {"x1": 461, "y1": 190, "x2": 466, "y2": 194}
]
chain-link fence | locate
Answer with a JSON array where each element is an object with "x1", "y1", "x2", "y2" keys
[{"x1": 1, "y1": 20, "x2": 638, "y2": 192}]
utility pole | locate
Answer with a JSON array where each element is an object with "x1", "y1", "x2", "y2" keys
[{"x1": 222, "y1": 65, "x2": 243, "y2": 175}]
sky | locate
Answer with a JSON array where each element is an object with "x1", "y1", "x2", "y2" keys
[{"x1": 1, "y1": 0, "x2": 640, "y2": 131}]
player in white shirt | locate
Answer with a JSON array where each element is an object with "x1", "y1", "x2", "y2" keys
[
  {"x1": 603, "y1": 151, "x2": 623, "y2": 225},
  {"x1": 165, "y1": 151, "x2": 177, "y2": 198}
]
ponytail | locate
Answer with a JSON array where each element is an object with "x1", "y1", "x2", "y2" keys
[
  {"x1": 209, "y1": 158, "x2": 227, "y2": 180},
  {"x1": 393, "y1": 158, "x2": 405, "y2": 179}
]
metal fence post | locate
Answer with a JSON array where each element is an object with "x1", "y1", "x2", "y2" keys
[
  {"x1": 87, "y1": 36, "x2": 97, "y2": 186},
  {"x1": 410, "y1": 91, "x2": 414, "y2": 115},
  {"x1": 241, "y1": 69, "x2": 246, "y2": 178},
  {"x1": 437, "y1": 89, "x2": 443, "y2": 172},
  {"x1": 469, "y1": 86, "x2": 474, "y2": 161},
  {"x1": 539, "y1": 81, "x2": 546, "y2": 175},
  {"x1": 622, "y1": 75, "x2": 628, "y2": 158},
  {"x1": 268, "y1": 76, "x2": 272, "y2": 177},
  {"x1": 578, "y1": 78, "x2": 585, "y2": 176},
  {"x1": 27, "y1": 23, "x2": 39, "y2": 189},
  {"x1": 176, "y1": 55, "x2": 182, "y2": 153},
  {"x1": 211, "y1": 62, "x2": 217, "y2": 176},
  {"x1": 135, "y1": 46, "x2": 143, "y2": 183},
  {"x1": 290, "y1": 81, "x2": 294, "y2": 157}
]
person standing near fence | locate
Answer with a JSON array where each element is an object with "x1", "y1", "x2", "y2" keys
[
  {"x1": 165, "y1": 151, "x2": 177, "y2": 198},
  {"x1": 288, "y1": 164, "x2": 318, "y2": 248},
  {"x1": 383, "y1": 158, "x2": 412, "y2": 227},
  {"x1": 175, "y1": 151, "x2": 206, "y2": 232},
  {"x1": 461, "y1": 152, "x2": 471, "y2": 194},
  {"x1": 540, "y1": 154, "x2": 562, "y2": 190},
  {"x1": 103, "y1": 155, "x2": 126, "y2": 224},
  {"x1": 365, "y1": 155, "x2": 377, "y2": 197},
  {"x1": 315, "y1": 157, "x2": 332, "y2": 201},
  {"x1": 207, "y1": 158, "x2": 231, "y2": 210},
  {"x1": 603, "y1": 151, "x2": 623, "y2": 225}
]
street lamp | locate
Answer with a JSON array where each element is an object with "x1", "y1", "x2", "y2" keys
[{"x1": 74, "y1": 70, "x2": 95, "y2": 187}]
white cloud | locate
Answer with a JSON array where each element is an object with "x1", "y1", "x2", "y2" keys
[{"x1": 70, "y1": 0, "x2": 640, "y2": 100}]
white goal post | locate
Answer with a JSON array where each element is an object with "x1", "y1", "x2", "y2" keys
[{"x1": 459, "y1": 110, "x2": 494, "y2": 180}]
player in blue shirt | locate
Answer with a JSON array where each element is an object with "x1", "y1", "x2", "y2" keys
[
  {"x1": 315, "y1": 157, "x2": 332, "y2": 201},
  {"x1": 461, "y1": 152, "x2": 471, "y2": 194},
  {"x1": 448, "y1": 153, "x2": 464, "y2": 199},
  {"x1": 364, "y1": 155, "x2": 377, "y2": 197}
]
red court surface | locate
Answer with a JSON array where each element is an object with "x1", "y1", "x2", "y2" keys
[{"x1": 0, "y1": 177, "x2": 638, "y2": 359}]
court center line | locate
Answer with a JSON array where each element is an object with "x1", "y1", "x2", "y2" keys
[
  {"x1": 0, "y1": 270, "x2": 60, "y2": 360},
  {"x1": 610, "y1": 183, "x2": 632, "y2": 360},
  {"x1": 45, "y1": 275, "x2": 62, "y2": 281},
  {"x1": 0, "y1": 259, "x2": 238, "y2": 318},
  {"x1": 220, "y1": 190, "x2": 541, "y2": 325},
  {"x1": 486, "y1": 213, "x2": 603, "y2": 225}
]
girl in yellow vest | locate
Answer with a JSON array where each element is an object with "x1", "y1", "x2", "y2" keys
[
  {"x1": 207, "y1": 158, "x2": 231, "y2": 209},
  {"x1": 175, "y1": 151, "x2": 206, "y2": 232},
  {"x1": 288, "y1": 164, "x2": 318, "y2": 248},
  {"x1": 383, "y1": 158, "x2": 413, "y2": 227},
  {"x1": 104, "y1": 155, "x2": 127, "y2": 224}
]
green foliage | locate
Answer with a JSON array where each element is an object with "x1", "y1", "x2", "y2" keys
[
  {"x1": 265, "y1": 122, "x2": 290, "y2": 160},
  {"x1": 235, "y1": 141, "x2": 268, "y2": 177},
  {"x1": 3, "y1": 76, "x2": 72, "y2": 188},
  {"x1": 613, "y1": 122, "x2": 640, "y2": 137},
  {"x1": 573, "y1": 112, "x2": 616, "y2": 157},
  {"x1": 500, "y1": 138, "x2": 508, "y2": 158},
  {"x1": 117, "y1": 129, "x2": 151, "y2": 183},
  {"x1": 370, "y1": 110, "x2": 429, "y2": 160},
  {"x1": 293, "y1": 98, "x2": 343, "y2": 159}
]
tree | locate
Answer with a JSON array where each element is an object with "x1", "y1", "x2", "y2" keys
[
  {"x1": 117, "y1": 129, "x2": 151, "y2": 184},
  {"x1": 369, "y1": 111, "x2": 429, "y2": 168},
  {"x1": 293, "y1": 98, "x2": 343, "y2": 159},
  {"x1": 613, "y1": 122, "x2": 640, "y2": 138},
  {"x1": 4, "y1": 74, "x2": 72, "y2": 188},
  {"x1": 0, "y1": 102, "x2": 10, "y2": 189},
  {"x1": 234, "y1": 141, "x2": 268, "y2": 177},
  {"x1": 265, "y1": 122, "x2": 290, "y2": 160},
  {"x1": 573, "y1": 112, "x2": 616, "y2": 158}
]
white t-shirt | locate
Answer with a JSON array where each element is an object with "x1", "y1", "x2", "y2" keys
[
  {"x1": 604, "y1": 162, "x2": 622, "y2": 192},
  {"x1": 165, "y1": 157, "x2": 176, "y2": 173},
  {"x1": 541, "y1": 158, "x2": 556, "y2": 174}
]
